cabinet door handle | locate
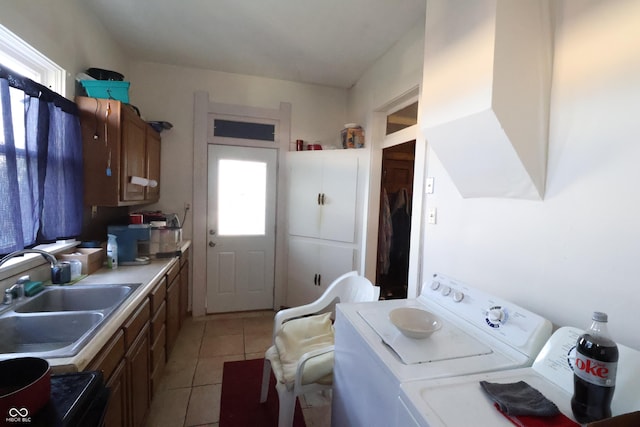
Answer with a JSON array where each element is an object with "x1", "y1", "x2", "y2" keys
[
  {"x1": 317, "y1": 274, "x2": 321, "y2": 287},
  {"x1": 321, "y1": 193, "x2": 325, "y2": 205},
  {"x1": 317, "y1": 193, "x2": 321, "y2": 205},
  {"x1": 313, "y1": 273, "x2": 318, "y2": 285}
]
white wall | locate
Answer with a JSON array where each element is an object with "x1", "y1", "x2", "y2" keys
[
  {"x1": 346, "y1": 20, "x2": 425, "y2": 285},
  {"x1": 127, "y1": 61, "x2": 348, "y2": 242},
  {"x1": 0, "y1": 0, "x2": 128, "y2": 98},
  {"x1": 422, "y1": 0, "x2": 640, "y2": 349},
  {"x1": 348, "y1": 20, "x2": 425, "y2": 126}
]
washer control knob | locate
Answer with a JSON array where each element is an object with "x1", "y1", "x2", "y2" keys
[
  {"x1": 440, "y1": 285, "x2": 451, "y2": 296},
  {"x1": 488, "y1": 308, "x2": 505, "y2": 323},
  {"x1": 430, "y1": 281, "x2": 441, "y2": 291},
  {"x1": 453, "y1": 291, "x2": 465, "y2": 302}
]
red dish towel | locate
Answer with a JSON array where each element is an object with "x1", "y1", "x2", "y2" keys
[{"x1": 494, "y1": 403, "x2": 580, "y2": 427}]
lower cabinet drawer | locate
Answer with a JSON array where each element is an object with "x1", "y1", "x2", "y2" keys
[
  {"x1": 150, "y1": 325, "x2": 166, "y2": 398},
  {"x1": 151, "y1": 301, "x2": 166, "y2": 343},
  {"x1": 151, "y1": 324, "x2": 166, "y2": 370}
]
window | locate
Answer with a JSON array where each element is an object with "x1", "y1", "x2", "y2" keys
[
  {"x1": 0, "y1": 26, "x2": 82, "y2": 255},
  {"x1": 214, "y1": 119, "x2": 275, "y2": 142},
  {"x1": 217, "y1": 159, "x2": 267, "y2": 236},
  {"x1": 386, "y1": 101, "x2": 418, "y2": 135},
  {"x1": 0, "y1": 25, "x2": 65, "y2": 94}
]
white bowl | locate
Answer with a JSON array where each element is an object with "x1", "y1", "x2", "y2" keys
[{"x1": 389, "y1": 308, "x2": 442, "y2": 339}]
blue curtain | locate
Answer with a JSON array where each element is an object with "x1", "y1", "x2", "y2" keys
[{"x1": 0, "y1": 66, "x2": 83, "y2": 254}]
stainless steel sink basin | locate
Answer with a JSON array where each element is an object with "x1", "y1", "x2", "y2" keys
[
  {"x1": 15, "y1": 284, "x2": 137, "y2": 313},
  {"x1": 0, "y1": 312, "x2": 103, "y2": 354},
  {"x1": 0, "y1": 283, "x2": 141, "y2": 359}
]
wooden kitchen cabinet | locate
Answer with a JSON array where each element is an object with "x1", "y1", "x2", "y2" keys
[
  {"x1": 165, "y1": 261, "x2": 181, "y2": 358},
  {"x1": 124, "y1": 299, "x2": 151, "y2": 427},
  {"x1": 76, "y1": 96, "x2": 161, "y2": 206},
  {"x1": 287, "y1": 150, "x2": 360, "y2": 243},
  {"x1": 104, "y1": 359, "x2": 127, "y2": 427},
  {"x1": 87, "y1": 330, "x2": 127, "y2": 427},
  {"x1": 145, "y1": 127, "x2": 161, "y2": 201},
  {"x1": 127, "y1": 323, "x2": 150, "y2": 427},
  {"x1": 148, "y1": 279, "x2": 167, "y2": 398},
  {"x1": 179, "y1": 247, "x2": 190, "y2": 325},
  {"x1": 287, "y1": 238, "x2": 355, "y2": 307},
  {"x1": 84, "y1": 253, "x2": 191, "y2": 427}
]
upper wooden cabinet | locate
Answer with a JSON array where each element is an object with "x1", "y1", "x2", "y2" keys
[{"x1": 76, "y1": 96, "x2": 161, "y2": 206}]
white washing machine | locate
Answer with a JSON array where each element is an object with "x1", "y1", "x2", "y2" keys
[
  {"x1": 397, "y1": 327, "x2": 640, "y2": 426},
  {"x1": 332, "y1": 273, "x2": 553, "y2": 427}
]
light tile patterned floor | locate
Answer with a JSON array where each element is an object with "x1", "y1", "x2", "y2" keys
[{"x1": 145, "y1": 311, "x2": 332, "y2": 427}]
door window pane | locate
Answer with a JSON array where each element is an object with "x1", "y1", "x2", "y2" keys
[
  {"x1": 218, "y1": 159, "x2": 267, "y2": 235},
  {"x1": 214, "y1": 119, "x2": 275, "y2": 141}
]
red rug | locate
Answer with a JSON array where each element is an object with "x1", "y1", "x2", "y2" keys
[{"x1": 220, "y1": 358, "x2": 306, "y2": 427}]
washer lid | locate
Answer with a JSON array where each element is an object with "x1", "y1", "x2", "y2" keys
[{"x1": 359, "y1": 309, "x2": 492, "y2": 365}]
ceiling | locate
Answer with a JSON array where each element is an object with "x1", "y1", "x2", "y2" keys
[{"x1": 83, "y1": 0, "x2": 426, "y2": 89}]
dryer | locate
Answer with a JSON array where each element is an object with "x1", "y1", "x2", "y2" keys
[
  {"x1": 397, "y1": 327, "x2": 640, "y2": 426},
  {"x1": 332, "y1": 273, "x2": 552, "y2": 427}
]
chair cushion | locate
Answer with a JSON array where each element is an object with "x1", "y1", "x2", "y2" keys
[{"x1": 269, "y1": 312, "x2": 335, "y2": 389}]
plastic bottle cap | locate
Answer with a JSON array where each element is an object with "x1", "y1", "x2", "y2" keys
[{"x1": 592, "y1": 311, "x2": 608, "y2": 322}]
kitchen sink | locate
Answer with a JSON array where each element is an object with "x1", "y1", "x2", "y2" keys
[
  {"x1": 15, "y1": 284, "x2": 137, "y2": 313},
  {"x1": 0, "y1": 283, "x2": 141, "y2": 359},
  {"x1": 0, "y1": 312, "x2": 104, "y2": 354}
]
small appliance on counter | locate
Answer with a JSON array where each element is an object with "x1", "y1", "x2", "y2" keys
[
  {"x1": 131, "y1": 211, "x2": 183, "y2": 259},
  {"x1": 106, "y1": 225, "x2": 151, "y2": 265}
]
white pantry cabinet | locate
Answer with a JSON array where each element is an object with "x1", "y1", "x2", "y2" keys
[
  {"x1": 285, "y1": 149, "x2": 368, "y2": 306},
  {"x1": 287, "y1": 150, "x2": 360, "y2": 243}
]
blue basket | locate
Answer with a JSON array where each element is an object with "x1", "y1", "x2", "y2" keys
[{"x1": 80, "y1": 80, "x2": 130, "y2": 103}]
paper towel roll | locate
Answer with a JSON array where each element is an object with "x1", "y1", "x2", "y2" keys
[{"x1": 130, "y1": 176, "x2": 158, "y2": 187}]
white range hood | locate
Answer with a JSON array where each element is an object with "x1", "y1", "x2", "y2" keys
[{"x1": 421, "y1": 0, "x2": 552, "y2": 199}]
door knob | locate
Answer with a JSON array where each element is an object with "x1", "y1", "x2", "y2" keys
[{"x1": 209, "y1": 242, "x2": 216, "y2": 247}]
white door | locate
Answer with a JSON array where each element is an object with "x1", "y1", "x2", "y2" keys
[{"x1": 206, "y1": 145, "x2": 277, "y2": 312}]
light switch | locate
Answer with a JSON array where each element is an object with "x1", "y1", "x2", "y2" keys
[
  {"x1": 427, "y1": 207, "x2": 437, "y2": 224},
  {"x1": 426, "y1": 177, "x2": 434, "y2": 194}
]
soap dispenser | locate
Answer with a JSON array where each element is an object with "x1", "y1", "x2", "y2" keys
[{"x1": 107, "y1": 234, "x2": 118, "y2": 269}]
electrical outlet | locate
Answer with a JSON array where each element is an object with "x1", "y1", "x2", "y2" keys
[
  {"x1": 427, "y1": 207, "x2": 437, "y2": 224},
  {"x1": 426, "y1": 177, "x2": 434, "y2": 194}
]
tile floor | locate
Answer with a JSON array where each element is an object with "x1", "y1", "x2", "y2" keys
[{"x1": 145, "y1": 311, "x2": 332, "y2": 427}]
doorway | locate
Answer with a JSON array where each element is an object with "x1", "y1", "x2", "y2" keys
[
  {"x1": 192, "y1": 92, "x2": 291, "y2": 317},
  {"x1": 206, "y1": 145, "x2": 277, "y2": 312},
  {"x1": 376, "y1": 140, "x2": 416, "y2": 299}
]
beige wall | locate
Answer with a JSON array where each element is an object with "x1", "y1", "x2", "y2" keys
[
  {"x1": 0, "y1": 0, "x2": 128, "y2": 98},
  {"x1": 126, "y1": 61, "x2": 348, "y2": 241}
]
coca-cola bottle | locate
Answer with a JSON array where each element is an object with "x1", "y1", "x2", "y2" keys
[{"x1": 571, "y1": 311, "x2": 619, "y2": 423}]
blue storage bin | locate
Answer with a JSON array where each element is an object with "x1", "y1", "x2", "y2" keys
[{"x1": 80, "y1": 80, "x2": 130, "y2": 103}]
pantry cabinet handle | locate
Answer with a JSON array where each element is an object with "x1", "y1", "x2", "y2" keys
[
  {"x1": 317, "y1": 193, "x2": 321, "y2": 205},
  {"x1": 317, "y1": 274, "x2": 321, "y2": 287},
  {"x1": 321, "y1": 193, "x2": 325, "y2": 205}
]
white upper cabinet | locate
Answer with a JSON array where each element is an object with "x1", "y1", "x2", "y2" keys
[
  {"x1": 288, "y1": 150, "x2": 360, "y2": 243},
  {"x1": 421, "y1": 0, "x2": 552, "y2": 200}
]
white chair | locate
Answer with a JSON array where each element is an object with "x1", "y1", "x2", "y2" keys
[{"x1": 260, "y1": 271, "x2": 380, "y2": 427}]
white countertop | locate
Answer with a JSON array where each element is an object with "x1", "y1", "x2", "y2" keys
[{"x1": 47, "y1": 241, "x2": 191, "y2": 373}]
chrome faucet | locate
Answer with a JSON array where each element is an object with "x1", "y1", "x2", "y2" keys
[
  {"x1": 0, "y1": 249, "x2": 57, "y2": 307},
  {"x1": 0, "y1": 248, "x2": 58, "y2": 269},
  {"x1": 3, "y1": 275, "x2": 29, "y2": 304}
]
